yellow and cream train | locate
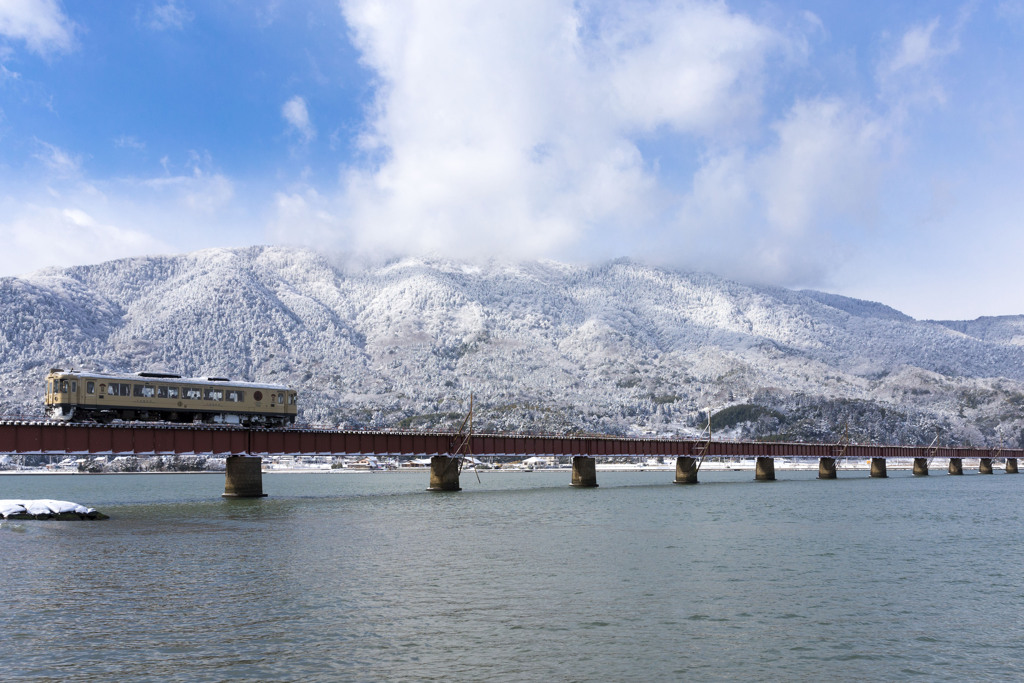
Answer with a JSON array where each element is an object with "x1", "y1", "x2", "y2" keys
[{"x1": 44, "y1": 369, "x2": 297, "y2": 427}]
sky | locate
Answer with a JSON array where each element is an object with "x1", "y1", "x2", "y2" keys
[{"x1": 2, "y1": 0, "x2": 1024, "y2": 320}]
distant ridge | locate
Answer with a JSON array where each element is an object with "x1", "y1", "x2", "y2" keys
[{"x1": 1, "y1": 245, "x2": 1022, "y2": 447}]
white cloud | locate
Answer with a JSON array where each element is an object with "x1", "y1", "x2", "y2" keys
[
  {"x1": 137, "y1": 169, "x2": 235, "y2": 213},
  {"x1": 0, "y1": 0, "x2": 75, "y2": 55},
  {"x1": 268, "y1": 188, "x2": 346, "y2": 249},
  {"x1": 0, "y1": 202, "x2": 171, "y2": 276},
  {"x1": 887, "y1": 18, "x2": 945, "y2": 74},
  {"x1": 758, "y1": 99, "x2": 885, "y2": 237},
  {"x1": 671, "y1": 98, "x2": 888, "y2": 286},
  {"x1": 0, "y1": 63, "x2": 21, "y2": 82},
  {"x1": 114, "y1": 135, "x2": 146, "y2": 151},
  {"x1": 878, "y1": 12, "x2": 970, "y2": 109},
  {"x1": 147, "y1": 1, "x2": 194, "y2": 31},
  {"x1": 329, "y1": 0, "x2": 783, "y2": 262},
  {"x1": 33, "y1": 140, "x2": 80, "y2": 175},
  {"x1": 0, "y1": 146, "x2": 248, "y2": 277},
  {"x1": 282, "y1": 95, "x2": 316, "y2": 143},
  {"x1": 998, "y1": 0, "x2": 1024, "y2": 25},
  {"x1": 603, "y1": 2, "x2": 780, "y2": 136}
]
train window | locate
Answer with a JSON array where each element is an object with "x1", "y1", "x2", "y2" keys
[
  {"x1": 71, "y1": 381, "x2": 77, "y2": 393},
  {"x1": 289, "y1": 394, "x2": 296, "y2": 405},
  {"x1": 87, "y1": 381, "x2": 95, "y2": 394},
  {"x1": 157, "y1": 386, "x2": 167, "y2": 398},
  {"x1": 204, "y1": 388, "x2": 223, "y2": 401},
  {"x1": 133, "y1": 385, "x2": 144, "y2": 397},
  {"x1": 167, "y1": 387, "x2": 178, "y2": 399},
  {"x1": 227, "y1": 391, "x2": 244, "y2": 402},
  {"x1": 184, "y1": 387, "x2": 201, "y2": 400},
  {"x1": 107, "y1": 384, "x2": 118, "y2": 396},
  {"x1": 278, "y1": 393, "x2": 284, "y2": 404},
  {"x1": 60, "y1": 380, "x2": 68, "y2": 392}
]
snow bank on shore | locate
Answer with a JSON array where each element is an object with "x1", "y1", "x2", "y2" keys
[{"x1": 0, "y1": 499, "x2": 107, "y2": 520}]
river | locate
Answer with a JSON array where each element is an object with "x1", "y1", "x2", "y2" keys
[{"x1": 2, "y1": 468, "x2": 1023, "y2": 681}]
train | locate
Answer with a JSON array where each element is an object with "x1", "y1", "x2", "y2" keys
[{"x1": 44, "y1": 369, "x2": 298, "y2": 427}]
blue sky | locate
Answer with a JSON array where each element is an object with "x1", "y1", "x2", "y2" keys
[{"x1": 2, "y1": 0, "x2": 1024, "y2": 320}]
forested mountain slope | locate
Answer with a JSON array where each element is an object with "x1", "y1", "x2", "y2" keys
[{"x1": 2, "y1": 246, "x2": 1021, "y2": 447}]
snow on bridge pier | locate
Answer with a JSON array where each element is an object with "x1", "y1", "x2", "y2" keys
[{"x1": 0, "y1": 420, "x2": 1019, "y2": 496}]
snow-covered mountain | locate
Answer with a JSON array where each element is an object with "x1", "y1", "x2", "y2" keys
[{"x1": 2, "y1": 245, "x2": 1022, "y2": 447}]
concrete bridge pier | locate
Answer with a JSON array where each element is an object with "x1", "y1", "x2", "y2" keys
[
  {"x1": 818, "y1": 457, "x2": 837, "y2": 479},
  {"x1": 870, "y1": 458, "x2": 888, "y2": 478},
  {"x1": 979, "y1": 458, "x2": 994, "y2": 474},
  {"x1": 571, "y1": 456, "x2": 598, "y2": 487},
  {"x1": 674, "y1": 456, "x2": 699, "y2": 484},
  {"x1": 755, "y1": 457, "x2": 775, "y2": 481},
  {"x1": 1007, "y1": 458, "x2": 1019, "y2": 474},
  {"x1": 223, "y1": 456, "x2": 267, "y2": 498},
  {"x1": 428, "y1": 456, "x2": 462, "y2": 491},
  {"x1": 948, "y1": 458, "x2": 963, "y2": 475},
  {"x1": 913, "y1": 458, "x2": 929, "y2": 476}
]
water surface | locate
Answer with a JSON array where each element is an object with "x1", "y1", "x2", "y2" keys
[{"x1": 3, "y1": 469, "x2": 1022, "y2": 681}]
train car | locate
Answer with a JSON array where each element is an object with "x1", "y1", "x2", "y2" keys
[{"x1": 44, "y1": 369, "x2": 297, "y2": 427}]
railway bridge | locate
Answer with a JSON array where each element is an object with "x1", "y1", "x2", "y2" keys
[{"x1": 1, "y1": 420, "x2": 1019, "y2": 497}]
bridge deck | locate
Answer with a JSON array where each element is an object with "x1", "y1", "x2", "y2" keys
[{"x1": 0, "y1": 421, "x2": 1017, "y2": 461}]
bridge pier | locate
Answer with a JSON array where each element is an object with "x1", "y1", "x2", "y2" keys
[
  {"x1": 755, "y1": 457, "x2": 775, "y2": 481},
  {"x1": 1007, "y1": 458, "x2": 1019, "y2": 474},
  {"x1": 913, "y1": 458, "x2": 929, "y2": 476},
  {"x1": 948, "y1": 458, "x2": 963, "y2": 475},
  {"x1": 870, "y1": 458, "x2": 887, "y2": 478},
  {"x1": 428, "y1": 456, "x2": 462, "y2": 491},
  {"x1": 979, "y1": 458, "x2": 994, "y2": 474},
  {"x1": 222, "y1": 456, "x2": 267, "y2": 498},
  {"x1": 674, "y1": 456, "x2": 699, "y2": 484},
  {"x1": 818, "y1": 457, "x2": 837, "y2": 479},
  {"x1": 571, "y1": 456, "x2": 598, "y2": 487}
]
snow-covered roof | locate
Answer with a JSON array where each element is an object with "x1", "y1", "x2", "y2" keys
[{"x1": 48, "y1": 370, "x2": 291, "y2": 391}]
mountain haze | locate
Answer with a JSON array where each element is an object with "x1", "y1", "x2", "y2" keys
[{"x1": 2, "y1": 246, "x2": 1022, "y2": 447}]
